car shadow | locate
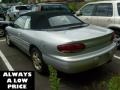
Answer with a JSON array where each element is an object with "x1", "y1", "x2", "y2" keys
[{"x1": 57, "y1": 64, "x2": 115, "y2": 90}]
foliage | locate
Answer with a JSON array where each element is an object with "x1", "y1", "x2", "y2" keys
[
  {"x1": 108, "y1": 76, "x2": 120, "y2": 90},
  {"x1": 68, "y1": 2, "x2": 77, "y2": 11},
  {"x1": 1, "y1": 0, "x2": 23, "y2": 3},
  {"x1": 1, "y1": 0, "x2": 30, "y2": 3},
  {"x1": 49, "y1": 65, "x2": 60, "y2": 90},
  {"x1": 38, "y1": 0, "x2": 41, "y2": 3},
  {"x1": 67, "y1": 0, "x2": 99, "y2": 11},
  {"x1": 90, "y1": 0, "x2": 98, "y2": 2},
  {"x1": 67, "y1": 2, "x2": 87, "y2": 11},
  {"x1": 21, "y1": 0, "x2": 28, "y2": 4}
]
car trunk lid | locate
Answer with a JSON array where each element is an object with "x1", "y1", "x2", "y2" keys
[{"x1": 50, "y1": 25, "x2": 113, "y2": 54}]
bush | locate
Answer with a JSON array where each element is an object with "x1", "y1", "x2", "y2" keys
[
  {"x1": 108, "y1": 76, "x2": 120, "y2": 90},
  {"x1": 49, "y1": 65, "x2": 60, "y2": 90},
  {"x1": 67, "y1": 2, "x2": 87, "y2": 11}
]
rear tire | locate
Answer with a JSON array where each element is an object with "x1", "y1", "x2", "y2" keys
[
  {"x1": 0, "y1": 28, "x2": 5, "y2": 37},
  {"x1": 30, "y1": 47, "x2": 48, "y2": 74},
  {"x1": 115, "y1": 34, "x2": 120, "y2": 50}
]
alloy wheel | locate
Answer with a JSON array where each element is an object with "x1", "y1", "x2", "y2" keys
[{"x1": 32, "y1": 51, "x2": 42, "y2": 71}]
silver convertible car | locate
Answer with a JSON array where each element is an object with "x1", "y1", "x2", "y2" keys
[{"x1": 6, "y1": 11, "x2": 116, "y2": 74}]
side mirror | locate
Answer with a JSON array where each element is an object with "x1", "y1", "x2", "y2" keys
[
  {"x1": 70, "y1": 9, "x2": 75, "y2": 14},
  {"x1": 76, "y1": 11, "x2": 82, "y2": 16}
]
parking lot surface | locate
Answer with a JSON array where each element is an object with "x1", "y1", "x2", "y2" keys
[{"x1": 0, "y1": 37, "x2": 120, "y2": 90}]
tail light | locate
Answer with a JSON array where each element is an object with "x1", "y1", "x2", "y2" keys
[{"x1": 57, "y1": 43, "x2": 86, "y2": 53}]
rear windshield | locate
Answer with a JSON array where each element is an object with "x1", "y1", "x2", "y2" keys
[
  {"x1": 49, "y1": 15, "x2": 80, "y2": 27},
  {"x1": 31, "y1": 14, "x2": 83, "y2": 30},
  {"x1": 16, "y1": 6, "x2": 30, "y2": 10},
  {"x1": 41, "y1": 5, "x2": 71, "y2": 12}
]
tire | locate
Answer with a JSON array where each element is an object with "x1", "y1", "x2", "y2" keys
[
  {"x1": 110, "y1": 28, "x2": 120, "y2": 49},
  {"x1": 0, "y1": 28, "x2": 5, "y2": 37},
  {"x1": 115, "y1": 33, "x2": 120, "y2": 50},
  {"x1": 30, "y1": 47, "x2": 48, "y2": 74},
  {"x1": 6, "y1": 34, "x2": 13, "y2": 46}
]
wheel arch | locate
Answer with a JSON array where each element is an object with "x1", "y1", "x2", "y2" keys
[
  {"x1": 29, "y1": 44, "x2": 39, "y2": 55},
  {"x1": 29, "y1": 44, "x2": 48, "y2": 74},
  {"x1": 108, "y1": 26, "x2": 120, "y2": 30},
  {"x1": 108, "y1": 25, "x2": 120, "y2": 35}
]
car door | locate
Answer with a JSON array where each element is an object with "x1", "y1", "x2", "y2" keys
[
  {"x1": 92, "y1": 3, "x2": 114, "y2": 27},
  {"x1": 18, "y1": 16, "x2": 31, "y2": 53},
  {"x1": 9, "y1": 16, "x2": 28, "y2": 49},
  {"x1": 77, "y1": 4, "x2": 96, "y2": 24}
]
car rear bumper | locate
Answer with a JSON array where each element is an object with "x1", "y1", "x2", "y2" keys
[{"x1": 43, "y1": 43, "x2": 116, "y2": 73}]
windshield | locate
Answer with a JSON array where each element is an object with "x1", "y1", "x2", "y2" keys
[
  {"x1": 41, "y1": 5, "x2": 71, "y2": 12},
  {"x1": 16, "y1": 6, "x2": 30, "y2": 10}
]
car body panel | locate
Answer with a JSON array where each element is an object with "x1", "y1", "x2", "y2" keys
[
  {"x1": 7, "y1": 5, "x2": 31, "y2": 20},
  {"x1": 43, "y1": 42, "x2": 116, "y2": 73},
  {"x1": 76, "y1": 0, "x2": 120, "y2": 29},
  {"x1": 6, "y1": 12, "x2": 116, "y2": 73},
  {"x1": 92, "y1": 16, "x2": 114, "y2": 27}
]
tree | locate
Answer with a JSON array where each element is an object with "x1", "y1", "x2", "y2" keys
[
  {"x1": 2, "y1": 0, "x2": 9, "y2": 3},
  {"x1": 2, "y1": 0, "x2": 19, "y2": 3},
  {"x1": 21, "y1": 0, "x2": 28, "y2": 3}
]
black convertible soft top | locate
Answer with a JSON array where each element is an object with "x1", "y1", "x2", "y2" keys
[{"x1": 22, "y1": 11, "x2": 73, "y2": 29}]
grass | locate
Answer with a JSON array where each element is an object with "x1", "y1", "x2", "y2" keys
[
  {"x1": 48, "y1": 65, "x2": 120, "y2": 90},
  {"x1": 108, "y1": 76, "x2": 120, "y2": 90},
  {"x1": 49, "y1": 65, "x2": 60, "y2": 90}
]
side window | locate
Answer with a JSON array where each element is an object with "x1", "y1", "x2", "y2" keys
[
  {"x1": 0, "y1": 7, "x2": 2, "y2": 12},
  {"x1": 14, "y1": 16, "x2": 28, "y2": 28},
  {"x1": 80, "y1": 4, "x2": 95, "y2": 16},
  {"x1": 94, "y1": 3, "x2": 113, "y2": 16},
  {"x1": 24, "y1": 17, "x2": 31, "y2": 29},
  {"x1": 117, "y1": 3, "x2": 120, "y2": 16}
]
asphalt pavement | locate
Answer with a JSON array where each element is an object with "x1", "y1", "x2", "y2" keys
[{"x1": 0, "y1": 37, "x2": 120, "y2": 90}]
